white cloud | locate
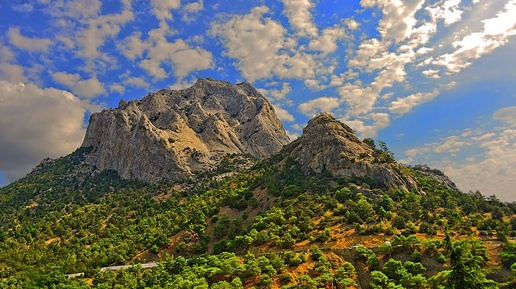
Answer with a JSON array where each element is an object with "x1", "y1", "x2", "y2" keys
[
  {"x1": 44, "y1": 0, "x2": 101, "y2": 19},
  {"x1": 343, "y1": 112, "x2": 391, "y2": 138},
  {"x1": 338, "y1": 82, "x2": 374, "y2": 117},
  {"x1": 298, "y1": 97, "x2": 340, "y2": 117},
  {"x1": 169, "y1": 78, "x2": 197, "y2": 90},
  {"x1": 308, "y1": 25, "x2": 347, "y2": 55},
  {"x1": 119, "y1": 22, "x2": 213, "y2": 79},
  {"x1": 41, "y1": 0, "x2": 134, "y2": 71},
  {"x1": 0, "y1": 80, "x2": 94, "y2": 182},
  {"x1": 119, "y1": 32, "x2": 148, "y2": 60},
  {"x1": 0, "y1": 63, "x2": 26, "y2": 83},
  {"x1": 109, "y1": 84, "x2": 125, "y2": 94},
  {"x1": 483, "y1": 1, "x2": 516, "y2": 35},
  {"x1": 125, "y1": 77, "x2": 149, "y2": 88},
  {"x1": 361, "y1": 0, "x2": 426, "y2": 42},
  {"x1": 75, "y1": 0, "x2": 134, "y2": 66},
  {"x1": 401, "y1": 109, "x2": 516, "y2": 201},
  {"x1": 426, "y1": 0, "x2": 463, "y2": 26},
  {"x1": 273, "y1": 104, "x2": 295, "y2": 122},
  {"x1": 389, "y1": 90, "x2": 439, "y2": 115},
  {"x1": 441, "y1": 129, "x2": 516, "y2": 201},
  {"x1": 493, "y1": 106, "x2": 516, "y2": 127},
  {"x1": 182, "y1": 1, "x2": 204, "y2": 21},
  {"x1": 7, "y1": 27, "x2": 52, "y2": 52},
  {"x1": 151, "y1": 0, "x2": 181, "y2": 20},
  {"x1": 170, "y1": 47, "x2": 214, "y2": 78},
  {"x1": 422, "y1": 69, "x2": 440, "y2": 79},
  {"x1": 261, "y1": 82, "x2": 292, "y2": 100},
  {"x1": 52, "y1": 72, "x2": 106, "y2": 98},
  {"x1": 184, "y1": 1, "x2": 203, "y2": 13},
  {"x1": 434, "y1": 0, "x2": 516, "y2": 73},
  {"x1": 344, "y1": 18, "x2": 360, "y2": 30},
  {"x1": 211, "y1": 6, "x2": 317, "y2": 81},
  {"x1": 281, "y1": 0, "x2": 318, "y2": 36}
]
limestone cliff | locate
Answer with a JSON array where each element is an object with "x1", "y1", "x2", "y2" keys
[
  {"x1": 81, "y1": 78, "x2": 290, "y2": 183},
  {"x1": 276, "y1": 113, "x2": 419, "y2": 192}
]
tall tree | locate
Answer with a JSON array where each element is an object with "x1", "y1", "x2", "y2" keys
[{"x1": 434, "y1": 239, "x2": 501, "y2": 289}]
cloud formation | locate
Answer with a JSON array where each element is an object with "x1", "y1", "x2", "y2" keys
[
  {"x1": 401, "y1": 107, "x2": 516, "y2": 201},
  {"x1": 0, "y1": 80, "x2": 93, "y2": 182},
  {"x1": 7, "y1": 27, "x2": 52, "y2": 52},
  {"x1": 52, "y1": 72, "x2": 106, "y2": 98}
]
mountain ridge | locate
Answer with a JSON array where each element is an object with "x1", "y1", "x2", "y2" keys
[
  {"x1": 81, "y1": 78, "x2": 290, "y2": 183},
  {"x1": 274, "y1": 112, "x2": 419, "y2": 192},
  {"x1": 2, "y1": 80, "x2": 515, "y2": 288}
]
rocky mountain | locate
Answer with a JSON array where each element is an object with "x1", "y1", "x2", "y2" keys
[
  {"x1": 274, "y1": 112, "x2": 419, "y2": 192},
  {"x1": 4, "y1": 82, "x2": 514, "y2": 289},
  {"x1": 81, "y1": 78, "x2": 290, "y2": 183}
]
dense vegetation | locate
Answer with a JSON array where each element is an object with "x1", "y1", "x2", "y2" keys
[{"x1": 2, "y1": 145, "x2": 516, "y2": 288}]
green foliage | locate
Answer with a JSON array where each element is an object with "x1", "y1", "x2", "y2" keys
[
  {"x1": 433, "y1": 238, "x2": 501, "y2": 289},
  {"x1": 1, "y1": 142, "x2": 516, "y2": 288},
  {"x1": 501, "y1": 241, "x2": 516, "y2": 268}
]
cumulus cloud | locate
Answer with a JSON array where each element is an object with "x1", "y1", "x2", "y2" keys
[
  {"x1": 169, "y1": 78, "x2": 197, "y2": 90},
  {"x1": 52, "y1": 72, "x2": 106, "y2": 98},
  {"x1": 125, "y1": 77, "x2": 149, "y2": 88},
  {"x1": 281, "y1": 0, "x2": 318, "y2": 36},
  {"x1": 0, "y1": 63, "x2": 26, "y2": 83},
  {"x1": 75, "y1": 0, "x2": 134, "y2": 67},
  {"x1": 361, "y1": 0, "x2": 426, "y2": 42},
  {"x1": 120, "y1": 22, "x2": 213, "y2": 79},
  {"x1": 343, "y1": 112, "x2": 391, "y2": 138},
  {"x1": 211, "y1": 6, "x2": 316, "y2": 81},
  {"x1": 493, "y1": 106, "x2": 516, "y2": 127},
  {"x1": 182, "y1": 1, "x2": 204, "y2": 21},
  {"x1": 401, "y1": 108, "x2": 516, "y2": 201},
  {"x1": 0, "y1": 80, "x2": 93, "y2": 182},
  {"x1": 7, "y1": 27, "x2": 52, "y2": 52},
  {"x1": 272, "y1": 104, "x2": 295, "y2": 122},
  {"x1": 298, "y1": 97, "x2": 340, "y2": 117},
  {"x1": 151, "y1": 0, "x2": 181, "y2": 20},
  {"x1": 389, "y1": 90, "x2": 439, "y2": 115},
  {"x1": 434, "y1": 0, "x2": 516, "y2": 72},
  {"x1": 438, "y1": 130, "x2": 516, "y2": 201},
  {"x1": 39, "y1": 0, "x2": 134, "y2": 71},
  {"x1": 260, "y1": 82, "x2": 292, "y2": 101},
  {"x1": 426, "y1": 0, "x2": 464, "y2": 26},
  {"x1": 109, "y1": 84, "x2": 125, "y2": 94},
  {"x1": 308, "y1": 25, "x2": 347, "y2": 55}
]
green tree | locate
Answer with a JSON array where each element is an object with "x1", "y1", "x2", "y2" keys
[{"x1": 436, "y1": 239, "x2": 500, "y2": 289}]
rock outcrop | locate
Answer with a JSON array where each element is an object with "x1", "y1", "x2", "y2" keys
[
  {"x1": 81, "y1": 78, "x2": 290, "y2": 183},
  {"x1": 276, "y1": 112, "x2": 419, "y2": 192},
  {"x1": 411, "y1": 164, "x2": 460, "y2": 192}
]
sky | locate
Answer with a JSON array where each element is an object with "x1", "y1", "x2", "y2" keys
[{"x1": 0, "y1": 0, "x2": 515, "y2": 201}]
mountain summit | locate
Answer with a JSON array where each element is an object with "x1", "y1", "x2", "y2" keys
[
  {"x1": 81, "y1": 78, "x2": 290, "y2": 183},
  {"x1": 276, "y1": 112, "x2": 419, "y2": 191}
]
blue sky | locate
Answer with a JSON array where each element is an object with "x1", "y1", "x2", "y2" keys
[{"x1": 0, "y1": 0, "x2": 515, "y2": 201}]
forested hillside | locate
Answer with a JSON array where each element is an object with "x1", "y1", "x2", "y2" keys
[{"x1": 2, "y1": 145, "x2": 516, "y2": 288}]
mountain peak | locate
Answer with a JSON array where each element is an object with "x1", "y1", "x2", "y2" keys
[
  {"x1": 81, "y1": 78, "x2": 290, "y2": 183},
  {"x1": 277, "y1": 113, "x2": 419, "y2": 192},
  {"x1": 303, "y1": 112, "x2": 358, "y2": 141}
]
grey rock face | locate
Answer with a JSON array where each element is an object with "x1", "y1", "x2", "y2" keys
[
  {"x1": 81, "y1": 78, "x2": 290, "y2": 183},
  {"x1": 277, "y1": 112, "x2": 419, "y2": 192}
]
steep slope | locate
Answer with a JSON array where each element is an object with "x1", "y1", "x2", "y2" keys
[
  {"x1": 275, "y1": 112, "x2": 419, "y2": 192},
  {"x1": 81, "y1": 78, "x2": 290, "y2": 183}
]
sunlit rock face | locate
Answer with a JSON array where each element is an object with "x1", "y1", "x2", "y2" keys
[
  {"x1": 276, "y1": 112, "x2": 420, "y2": 192},
  {"x1": 82, "y1": 78, "x2": 290, "y2": 183}
]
